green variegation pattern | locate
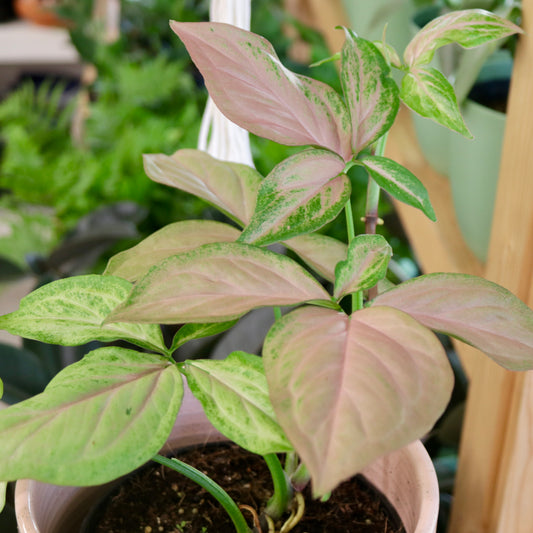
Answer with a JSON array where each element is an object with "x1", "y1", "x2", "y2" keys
[
  {"x1": 405, "y1": 9, "x2": 523, "y2": 67},
  {"x1": 401, "y1": 68, "x2": 471, "y2": 137},
  {"x1": 143, "y1": 150, "x2": 262, "y2": 226},
  {"x1": 361, "y1": 155, "x2": 436, "y2": 220},
  {"x1": 107, "y1": 242, "x2": 331, "y2": 324},
  {"x1": 341, "y1": 29, "x2": 400, "y2": 155},
  {"x1": 182, "y1": 352, "x2": 293, "y2": 455},
  {"x1": 0, "y1": 275, "x2": 166, "y2": 354},
  {"x1": 0, "y1": 347, "x2": 182, "y2": 485},
  {"x1": 170, "y1": 22, "x2": 353, "y2": 161},
  {"x1": 105, "y1": 220, "x2": 240, "y2": 282},
  {"x1": 239, "y1": 149, "x2": 350, "y2": 246},
  {"x1": 334, "y1": 235, "x2": 392, "y2": 300}
]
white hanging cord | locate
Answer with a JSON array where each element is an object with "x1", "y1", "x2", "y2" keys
[{"x1": 198, "y1": 0, "x2": 254, "y2": 167}]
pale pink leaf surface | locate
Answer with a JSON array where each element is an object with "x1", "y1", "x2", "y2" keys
[
  {"x1": 371, "y1": 273, "x2": 533, "y2": 370},
  {"x1": 404, "y1": 9, "x2": 523, "y2": 67},
  {"x1": 170, "y1": 22, "x2": 352, "y2": 161},
  {"x1": 341, "y1": 29, "x2": 399, "y2": 154},
  {"x1": 105, "y1": 221, "x2": 240, "y2": 282},
  {"x1": 107, "y1": 242, "x2": 331, "y2": 324},
  {"x1": 263, "y1": 306, "x2": 453, "y2": 495},
  {"x1": 239, "y1": 149, "x2": 350, "y2": 246},
  {"x1": 143, "y1": 149, "x2": 262, "y2": 226},
  {"x1": 283, "y1": 233, "x2": 347, "y2": 283},
  {"x1": 333, "y1": 234, "x2": 392, "y2": 300}
]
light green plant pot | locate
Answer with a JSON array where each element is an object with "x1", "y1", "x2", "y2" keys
[
  {"x1": 448, "y1": 99, "x2": 506, "y2": 263},
  {"x1": 342, "y1": 0, "x2": 415, "y2": 52}
]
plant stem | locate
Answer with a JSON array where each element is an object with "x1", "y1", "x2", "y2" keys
[
  {"x1": 153, "y1": 454, "x2": 252, "y2": 533},
  {"x1": 263, "y1": 453, "x2": 292, "y2": 520},
  {"x1": 274, "y1": 306, "x2": 282, "y2": 321}
]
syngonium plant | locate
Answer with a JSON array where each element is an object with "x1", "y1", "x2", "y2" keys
[{"x1": 0, "y1": 9, "x2": 531, "y2": 532}]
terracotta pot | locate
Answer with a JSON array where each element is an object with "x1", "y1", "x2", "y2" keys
[
  {"x1": 14, "y1": 0, "x2": 67, "y2": 27},
  {"x1": 16, "y1": 387, "x2": 439, "y2": 533}
]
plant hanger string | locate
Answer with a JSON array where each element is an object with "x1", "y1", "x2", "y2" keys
[{"x1": 197, "y1": 0, "x2": 254, "y2": 166}]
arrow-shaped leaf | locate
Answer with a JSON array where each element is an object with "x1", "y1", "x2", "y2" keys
[
  {"x1": 263, "y1": 305, "x2": 453, "y2": 496},
  {"x1": 170, "y1": 321, "x2": 238, "y2": 353},
  {"x1": 105, "y1": 220, "x2": 240, "y2": 282},
  {"x1": 143, "y1": 150, "x2": 262, "y2": 226},
  {"x1": 0, "y1": 347, "x2": 182, "y2": 485},
  {"x1": 170, "y1": 22, "x2": 352, "y2": 161},
  {"x1": 341, "y1": 29, "x2": 400, "y2": 155},
  {"x1": 107, "y1": 242, "x2": 331, "y2": 325},
  {"x1": 401, "y1": 67, "x2": 471, "y2": 137},
  {"x1": 239, "y1": 149, "x2": 350, "y2": 246},
  {"x1": 0, "y1": 275, "x2": 166, "y2": 354},
  {"x1": 284, "y1": 233, "x2": 347, "y2": 283},
  {"x1": 361, "y1": 155, "x2": 436, "y2": 220},
  {"x1": 182, "y1": 351, "x2": 293, "y2": 455},
  {"x1": 404, "y1": 9, "x2": 523, "y2": 67},
  {"x1": 334, "y1": 234, "x2": 392, "y2": 300},
  {"x1": 371, "y1": 273, "x2": 533, "y2": 371}
]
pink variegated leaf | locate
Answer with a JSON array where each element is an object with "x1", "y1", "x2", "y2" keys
[
  {"x1": 143, "y1": 150, "x2": 262, "y2": 226},
  {"x1": 170, "y1": 22, "x2": 352, "y2": 161},
  {"x1": 284, "y1": 233, "x2": 347, "y2": 283},
  {"x1": 105, "y1": 221, "x2": 241, "y2": 282},
  {"x1": 263, "y1": 306, "x2": 453, "y2": 496},
  {"x1": 106, "y1": 242, "x2": 332, "y2": 325},
  {"x1": 400, "y1": 67, "x2": 471, "y2": 137},
  {"x1": 334, "y1": 234, "x2": 392, "y2": 300},
  {"x1": 404, "y1": 9, "x2": 523, "y2": 67},
  {"x1": 371, "y1": 273, "x2": 533, "y2": 370},
  {"x1": 239, "y1": 149, "x2": 350, "y2": 246},
  {"x1": 341, "y1": 29, "x2": 400, "y2": 155}
]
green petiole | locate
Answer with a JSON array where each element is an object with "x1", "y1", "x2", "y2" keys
[
  {"x1": 263, "y1": 453, "x2": 292, "y2": 521},
  {"x1": 153, "y1": 454, "x2": 252, "y2": 533}
]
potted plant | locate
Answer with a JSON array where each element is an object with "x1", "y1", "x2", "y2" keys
[{"x1": 0, "y1": 9, "x2": 531, "y2": 533}]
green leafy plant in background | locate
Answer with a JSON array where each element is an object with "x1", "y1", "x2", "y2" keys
[{"x1": 0, "y1": 9, "x2": 531, "y2": 533}]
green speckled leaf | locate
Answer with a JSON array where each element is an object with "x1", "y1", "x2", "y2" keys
[
  {"x1": 361, "y1": 155, "x2": 437, "y2": 220},
  {"x1": 404, "y1": 9, "x2": 523, "y2": 67},
  {"x1": 334, "y1": 234, "x2": 392, "y2": 299},
  {"x1": 0, "y1": 275, "x2": 166, "y2": 354},
  {"x1": 105, "y1": 220, "x2": 240, "y2": 282},
  {"x1": 401, "y1": 67, "x2": 471, "y2": 137},
  {"x1": 239, "y1": 149, "x2": 350, "y2": 246},
  {"x1": 182, "y1": 352, "x2": 292, "y2": 454},
  {"x1": 143, "y1": 150, "x2": 262, "y2": 226},
  {"x1": 107, "y1": 243, "x2": 331, "y2": 324},
  {"x1": 341, "y1": 29, "x2": 400, "y2": 155},
  {"x1": 170, "y1": 22, "x2": 352, "y2": 160},
  {"x1": 0, "y1": 347, "x2": 183, "y2": 485}
]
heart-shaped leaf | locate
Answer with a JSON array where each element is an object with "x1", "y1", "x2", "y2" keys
[
  {"x1": 239, "y1": 149, "x2": 350, "y2": 246},
  {"x1": 107, "y1": 242, "x2": 331, "y2": 325},
  {"x1": 170, "y1": 22, "x2": 352, "y2": 161},
  {"x1": 284, "y1": 233, "x2": 347, "y2": 283},
  {"x1": 182, "y1": 351, "x2": 293, "y2": 455},
  {"x1": 105, "y1": 220, "x2": 241, "y2": 282},
  {"x1": 334, "y1": 234, "x2": 392, "y2": 300},
  {"x1": 170, "y1": 320, "x2": 238, "y2": 353},
  {"x1": 341, "y1": 29, "x2": 400, "y2": 155},
  {"x1": 0, "y1": 347, "x2": 182, "y2": 485},
  {"x1": 263, "y1": 305, "x2": 453, "y2": 496},
  {"x1": 404, "y1": 9, "x2": 523, "y2": 67},
  {"x1": 0, "y1": 275, "x2": 166, "y2": 354},
  {"x1": 371, "y1": 273, "x2": 533, "y2": 371},
  {"x1": 143, "y1": 150, "x2": 262, "y2": 226},
  {"x1": 361, "y1": 155, "x2": 436, "y2": 220},
  {"x1": 401, "y1": 67, "x2": 471, "y2": 137}
]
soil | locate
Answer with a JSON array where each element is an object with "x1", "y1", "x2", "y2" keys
[{"x1": 87, "y1": 443, "x2": 405, "y2": 533}]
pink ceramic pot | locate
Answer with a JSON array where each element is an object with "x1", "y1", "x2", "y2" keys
[{"x1": 16, "y1": 387, "x2": 439, "y2": 533}]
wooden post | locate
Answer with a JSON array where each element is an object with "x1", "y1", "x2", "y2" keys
[{"x1": 448, "y1": 0, "x2": 533, "y2": 531}]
